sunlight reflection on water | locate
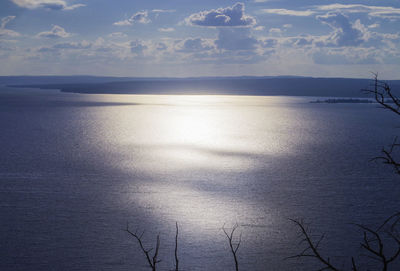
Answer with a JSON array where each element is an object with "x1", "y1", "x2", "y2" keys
[{"x1": 91, "y1": 95, "x2": 311, "y2": 232}]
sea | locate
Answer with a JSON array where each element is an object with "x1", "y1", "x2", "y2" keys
[{"x1": 1, "y1": 86, "x2": 399, "y2": 270}]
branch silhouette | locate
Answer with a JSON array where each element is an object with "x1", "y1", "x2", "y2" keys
[
  {"x1": 174, "y1": 222, "x2": 179, "y2": 271},
  {"x1": 125, "y1": 223, "x2": 161, "y2": 271},
  {"x1": 222, "y1": 223, "x2": 242, "y2": 271},
  {"x1": 363, "y1": 74, "x2": 400, "y2": 174},
  {"x1": 288, "y1": 219, "x2": 342, "y2": 271}
]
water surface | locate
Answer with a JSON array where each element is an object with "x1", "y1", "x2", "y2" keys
[{"x1": 1, "y1": 87, "x2": 399, "y2": 270}]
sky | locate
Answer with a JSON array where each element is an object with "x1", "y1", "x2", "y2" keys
[{"x1": 0, "y1": 0, "x2": 399, "y2": 78}]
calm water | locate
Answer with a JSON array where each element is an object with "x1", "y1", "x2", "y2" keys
[{"x1": 1, "y1": 87, "x2": 399, "y2": 270}]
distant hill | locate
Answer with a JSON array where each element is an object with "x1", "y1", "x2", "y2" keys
[{"x1": 4, "y1": 76, "x2": 400, "y2": 97}]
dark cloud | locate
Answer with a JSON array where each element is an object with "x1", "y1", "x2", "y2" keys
[{"x1": 185, "y1": 2, "x2": 256, "y2": 27}]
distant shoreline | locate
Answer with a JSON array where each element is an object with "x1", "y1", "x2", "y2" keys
[{"x1": 4, "y1": 76, "x2": 400, "y2": 98}]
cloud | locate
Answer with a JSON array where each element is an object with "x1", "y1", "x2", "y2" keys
[
  {"x1": 312, "y1": 47, "x2": 380, "y2": 65},
  {"x1": 156, "y1": 42, "x2": 167, "y2": 51},
  {"x1": 314, "y1": 4, "x2": 400, "y2": 19},
  {"x1": 368, "y1": 23, "x2": 380, "y2": 29},
  {"x1": 261, "y1": 38, "x2": 278, "y2": 48},
  {"x1": 0, "y1": 16, "x2": 20, "y2": 37},
  {"x1": 176, "y1": 38, "x2": 214, "y2": 53},
  {"x1": 292, "y1": 37, "x2": 313, "y2": 47},
  {"x1": 269, "y1": 28, "x2": 282, "y2": 34},
  {"x1": 317, "y1": 13, "x2": 369, "y2": 47},
  {"x1": 185, "y1": 2, "x2": 256, "y2": 27},
  {"x1": 1, "y1": 16, "x2": 15, "y2": 29},
  {"x1": 114, "y1": 11, "x2": 150, "y2": 26},
  {"x1": 11, "y1": 0, "x2": 84, "y2": 10},
  {"x1": 260, "y1": 8, "x2": 315, "y2": 16},
  {"x1": 108, "y1": 32, "x2": 128, "y2": 38},
  {"x1": 215, "y1": 28, "x2": 259, "y2": 50},
  {"x1": 151, "y1": 9, "x2": 176, "y2": 13},
  {"x1": 53, "y1": 41, "x2": 91, "y2": 49},
  {"x1": 254, "y1": 25, "x2": 265, "y2": 31},
  {"x1": 37, "y1": 41, "x2": 90, "y2": 54},
  {"x1": 130, "y1": 40, "x2": 147, "y2": 55},
  {"x1": 158, "y1": 27, "x2": 175, "y2": 32},
  {"x1": 36, "y1": 25, "x2": 71, "y2": 38}
]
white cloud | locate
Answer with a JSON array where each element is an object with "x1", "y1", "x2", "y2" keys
[
  {"x1": 185, "y1": 2, "x2": 256, "y2": 27},
  {"x1": 11, "y1": 0, "x2": 85, "y2": 10},
  {"x1": 0, "y1": 16, "x2": 20, "y2": 37},
  {"x1": 368, "y1": 23, "x2": 380, "y2": 29},
  {"x1": 158, "y1": 27, "x2": 175, "y2": 32},
  {"x1": 37, "y1": 25, "x2": 71, "y2": 38},
  {"x1": 114, "y1": 11, "x2": 151, "y2": 26},
  {"x1": 260, "y1": 9, "x2": 315, "y2": 16},
  {"x1": 254, "y1": 26, "x2": 265, "y2": 31},
  {"x1": 315, "y1": 4, "x2": 400, "y2": 19},
  {"x1": 316, "y1": 13, "x2": 369, "y2": 47}
]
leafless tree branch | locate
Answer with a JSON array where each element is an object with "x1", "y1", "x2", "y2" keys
[
  {"x1": 363, "y1": 74, "x2": 400, "y2": 174},
  {"x1": 174, "y1": 222, "x2": 179, "y2": 271},
  {"x1": 288, "y1": 219, "x2": 342, "y2": 271},
  {"x1": 125, "y1": 223, "x2": 161, "y2": 271},
  {"x1": 222, "y1": 223, "x2": 242, "y2": 271},
  {"x1": 362, "y1": 73, "x2": 400, "y2": 116}
]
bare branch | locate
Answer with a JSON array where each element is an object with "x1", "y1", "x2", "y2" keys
[
  {"x1": 174, "y1": 222, "x2": 179, "y2": 271},
  {"x1": 222, "y1": 223, "x2": 241, "y2": 271},
  {"x1": 125, "y1": 223, "x2": 161, "y2": 271},
  {"x1": 362, "y1": 73, "x2": 400, "y2": 116},
  {"x1": 363, "y1": 75, "x2": 400, "y2": 174},
  {"x1": 289, "y1": 219, "x2": 341, "y2": 271}
]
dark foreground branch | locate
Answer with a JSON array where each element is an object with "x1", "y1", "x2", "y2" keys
[
  {"x1": 363, "y1": 74, "x2": 400, "y2": 174},
  {"x1": 362, "y1": 73, "x2": 400, "y2": 116},
  {"x1": 222, "y1": 224, "x2": 242, "y2": 271},
  {"x1": 125, "y1": 223, "x2": 161, "y2": 271},
  {"x1": 288, "y1": 219, "x2": 342, "y2": 271},
  {"x1": 371, "y1": 137, "x2": 400, "y2": 175},
  {"x1": 174, "y1": 222, "x2": 179, "y2": 271},
  {"x1": 290, "y1": 214, "x2": 400, "y2": 271}
]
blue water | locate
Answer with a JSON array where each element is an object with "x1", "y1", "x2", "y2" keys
[{"x1": 0, "y1": 87, "x2": 399, "y2": 270}]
